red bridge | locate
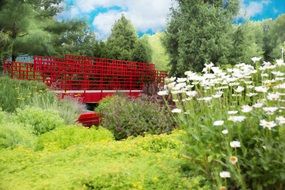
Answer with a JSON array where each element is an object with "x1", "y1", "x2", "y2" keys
[{"x1": 3, "y1": 55, "x2": 167, "y2": 126}]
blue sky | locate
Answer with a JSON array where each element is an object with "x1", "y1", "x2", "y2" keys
[{"x1": 59, "y1": 0, "x2": 285, "y2": 39}]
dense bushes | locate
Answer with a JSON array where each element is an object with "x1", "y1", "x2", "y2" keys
[
  {"x1": 0, "y1": 109, "x2": 7, "y2": 123},
  {"x1": 0, "y1": 77, "x2": 83, "y2": 124},
  {"x1": 0, "y1": 122, "x2": 35, "y2": 149},
  {"x1": 96, "y1": 95, "x2": 175, "y2": 140},
  {"x1": 0, "y1": 130, "x2": 209, "y2": 190},
  {"x1": 0, "y1": 77, "x2": 48, "y2": 112},
  {"x1": 29, "y1": 95, "x2": 84, "y2": 125},
  {"x1": 37, "y1": 126, "x2": 114, "y2": 150},
  {"x1": 14, "y1": 106, "x2": 65, "y2": 135}
]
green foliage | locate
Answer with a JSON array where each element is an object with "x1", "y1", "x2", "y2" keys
[
  {"x1": 37, "y1": 126, "x2": 114, "y2": 150},
  {"x1": 0, "y1": 77, "x2": 82, "y2": 124},
  {"x1": 97, "y1": 95, "x2": 175, "y2": 140},
  {"x1": 132, "y1": 38, "x2": 152, "y2": 63},
  {"x1": 14, "y1": 106, "x2": 64, "y2": 135},
  {"x1": 106, "y1": 15, "x2": 138, "y2": 60},
  {"x1": 268, "y1": 14, "x2": 285, "y2": 59},
  {"x1": 0, "y1": 109, "x2": 8, "y2": 124},
  {"x1": 231, "y1": 22, "x2": 264, "y2": 64},
  {"x1": 52, "y1": 21, "x2": 100, "y2": 57},
  {"x1": 0, "y1": 0, "x2": 101, "y2": 60},
  {"x1": 0, "y1": 0, "x2": 57, "y2": 60},
  {"x1": 0, "y1": 122, "x2": 35, "y2": 149},
  {"x1": 143, "y1": 33, "x2": 170, "y2": 71},
  {"x1": 29, "y1": 95, "x2": 83, "y2": 125},
  {"x1": 0, "y1": 130, "x2": 209, "y2": 190},
  {"x1": 165, "y1": 0, "x2": 239, "y2": 74},
  {"x1": 0, "y1": 77, "x2": 48, "y2": 112},
  {"x1": 95, "y1": 95, "x2": 114, "y2": 113}
]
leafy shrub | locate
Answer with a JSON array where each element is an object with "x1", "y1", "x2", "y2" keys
[
  {"x1": 14, "y1": 106, "x2": 64, "y2": 135},
  {"x1": 0, "y1": 77, "x2": 48, "y2": 112},
  {"x1": 97, "y1": 95, "x2": 175, "y2": 140},
  {"x1": 95, "y1": 95, "x2": 113, "y2": 113},
  {"x1": 132, "y1": 130, "x2": 184, "y2": 153},
  {"x1": 162, "y1": 59, "x2": 285, "y2": 189},
  {"x1": 0, "y1": 77, "x2": 82, "y2": 125},
  {"x1": 0, "y1": 122, "x2": 35, "y2": 149},
  {"x1": 29, "y1": 95, "x2": 84, "y2": 124},
  {"x1": 0, "y1": 108, "x2": 8, "y2": 123},
  {"x1": 37, "y1": 126, "x2": 114, "y2": 150}
]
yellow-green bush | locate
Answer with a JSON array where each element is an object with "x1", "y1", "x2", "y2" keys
[
  {"x1": 0, "y1": 122, "x2": 35, "y2": 149},
  {"x1": 37, "y1": 126, "x2": 114, "y2": 150},
  {"x1": 14, "y1": 106, "x2": 65, "y2": 135},
  {"x1": 0, "y1": 109, "x2": 8, "y2": 123},
  {"x1": 0, "y1": 130, "x2": 210, "y2": 190}
]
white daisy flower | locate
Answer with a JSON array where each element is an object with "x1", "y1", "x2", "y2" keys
[
  {"x1": 253, "y1": 102, "x2": 264, "y2": 108},
  {"x1": 186, "y1": 91, "x2": 197, "y2": 97},
  {"x1": 228, "y1": 111, "x2": 238, "y2": 115},
  {"x1": 171, "y1": 108, "x2": 182, "y2": 113},
  {"x1": 219, "y1": 171, "x2": 231, "y2": 178},
  {"x1": 230, "y1": 141, "x2": 241, "y2": 148},
  {"x1": 260, "y1": 120, "x2": 277, "y2": 130},
  {"x1": 276, "y1": 116, "x2": 285, "y2": 125},
  {"x1": 228, "y1": 116, "x2": 246, "y2": 122},
  {"x1": 234, "y1": 86, "x2": 244, "y2": 93},
  {"x1": 157, "y1": 90, "x2": 168, "y2": 96},
  {"x1": 255, "y1": 86, "x2": 268, "y2": 93},
  {"x1": 263, "y1": 107, "x2": 278, "y2": 115},
  {"x1": 251, "y1": 57, "x2": 262, "y2": 63},
  {"x1": 267, "y1": 93, "x2": 280, "y2": 101},
  {"x1": 213, "y1": 120, "x2": 224, "y2": 126},
  {"x1": 241, "y1": 105, "x2": 253, "y2": 113},
  {"x1": 177, "y1": 78, "x2": 187, "y2": 83},
  {"x1": 222, "y1": 129, "x2": 229, "y2": 135}
]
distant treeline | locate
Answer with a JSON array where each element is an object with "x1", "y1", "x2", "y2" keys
[{"x1": 164, "y1": 0, "x2": 285, "y2": 75}]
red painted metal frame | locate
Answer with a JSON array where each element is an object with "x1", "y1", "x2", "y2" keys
[
  {"x1": 78, "y1": 112, "x2": 101, "y2": 127},
  {"x1": 3, "y1": 55, "x2": 167, "y2": 103}
]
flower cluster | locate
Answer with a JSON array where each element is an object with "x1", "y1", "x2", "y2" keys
[{"x1": 159, "y1": 58, "x2": 285, "y2": 189}]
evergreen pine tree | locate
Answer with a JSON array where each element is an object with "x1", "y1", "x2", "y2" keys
[{"x1": 106, "y1": 15, "x2": 138, "y2": 60}]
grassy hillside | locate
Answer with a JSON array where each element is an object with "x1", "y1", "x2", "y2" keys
[{"x1": 143, "y1": 33, "x2": 170, "y2": 71}]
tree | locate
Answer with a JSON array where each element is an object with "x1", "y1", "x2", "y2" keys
[
  {"x1": 0, "y1": 0, "x2": 103, "y2": 60},
  {"x1": 0, "y1": 0, "x2": 68, "y2": 60},
  {"x1": 27, "y1": 0, "x2": 63, "y2": 18},
  {"x1": 132, "y1": 38, "x2": 152, "y2": 63},
  {"x1": 268, "y1": 14, "x2": 285, "y2": 59},
  {"x1": 230, "y1": 22, "x2": 264, "y2": 64},
  {"x1": 106, "y1": 15, "x2": 137, "y2": 60},
  {"x1": 164, "y1": 0, "x2": 239, "y2": 75},
  {"x1": 262, "y1": 19, "x2": 274, "y2": 61},
  {"x1": 0, "y1": 0, "x2": 36, "y2": 61}
]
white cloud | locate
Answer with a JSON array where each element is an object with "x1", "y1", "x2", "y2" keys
[
  {"x1": 60, "y1": 0, "x2": 176, "y2": 39},
  {"x1": 238, "y1": 0, "x2": 271, "y2": 19},
  {"x1": 92, "y1": 10, "x2": 124, "y2": 39}
]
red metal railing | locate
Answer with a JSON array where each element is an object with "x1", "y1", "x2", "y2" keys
[{"x1": 3, "y1": 55, "x2": 167, "y2": 103}]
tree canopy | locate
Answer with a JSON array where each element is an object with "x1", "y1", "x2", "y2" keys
[
  {"x1": 106, "y1": 15, "x2": 138, "y2": 61},
  {"x1": 164, "y1": 0, "x2": 240, "y2": 75}
]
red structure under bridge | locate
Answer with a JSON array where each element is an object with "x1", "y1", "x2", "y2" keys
[{"x1": 3, "y1": 55, "x2": 167, "y2": 126}]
